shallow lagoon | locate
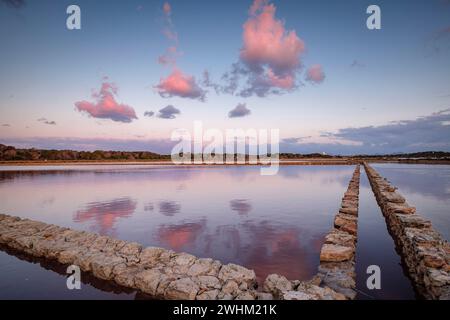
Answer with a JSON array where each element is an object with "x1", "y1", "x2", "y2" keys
[
  {"x1": 0, "y1": 165, "x2": 353, "y2": 298},
  {"x1": 1, "y1": 163, "x2": 447, "y2": 299},
  {"x1": 373, "y1": 164, "x2": 450, "y2": 240}
]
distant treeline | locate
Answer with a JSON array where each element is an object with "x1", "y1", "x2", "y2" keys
[
  {"x1": 0, "y1": 144, "x2": 170, "y2": 161},
  {"x1": 0, "y1": 144, "x2": 449, "y2": 161},
  {"x1": 351, "y1": 151, "x2": 450, "y2": 159}
]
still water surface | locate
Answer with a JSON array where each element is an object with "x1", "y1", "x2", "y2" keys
[
  {"x1": 0, "y1": 165, "x2": 352, "y2": 299},
  {"x1": 1, "y1": 164, "x2": 447, "y2": 299},
  {"x1": 372, "y1": 164, "x2": 450, "y2": 240}
]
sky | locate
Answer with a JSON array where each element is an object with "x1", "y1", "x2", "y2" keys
[{"x1": 0, "y1": 0, "x2": 449, "y2": 155}]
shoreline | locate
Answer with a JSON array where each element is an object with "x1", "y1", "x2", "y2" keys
[
  {"x1": 0, "y1": 159, "x2": 449, "y2": 167},
  {"x1": 0, "y1": 159, "x2": 355, "y2": 167}
]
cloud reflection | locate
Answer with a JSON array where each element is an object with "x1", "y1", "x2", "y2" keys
[
  {"x1": 230, "y1": 199, "x2": 252, "y2": 215},
  {"x1": 144, "y1": 203, "x2": 154, "y2": 211},
  {"x1": 157, "y1": 220, "x2": 206, "y2": 251},
  {"x1": 154, "y1": 219, "x2": 326, "y2": 283},
  {"x1": 158, "y1": 200, "x2": 181, "y2": 216},
  {"x1": 74, "y1": 197, "x2": 137, "y2": 236}
]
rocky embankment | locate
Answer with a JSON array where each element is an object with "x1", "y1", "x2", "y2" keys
[
  {"x1": 317, "y1": 165, "x2": 360, "y2": 299},
  {"x1": 364, "y1": 163, "x2": 450, "y2": 300},
  {"x1": 0, "y1": 213, "x2": 347, "y2": 300}
]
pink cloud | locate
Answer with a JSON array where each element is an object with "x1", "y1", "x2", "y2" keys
[
  {"x1": 267, "y1": 69, "x2": 295, "y2": 89},
  {"x1": 305, "y1": 64, "x2": 325, "y2": 84},
  {"x1": 158, "y1": 46, "x2": 181, "y2": 66},
  {"x1": 240, "y1": 0, "x2": 305, "y2": 89},
  {"x1": 163, "y1": 2, "x2": 171, "y2": 15},
  {"x1": 156, "y1": 69, "x2": 205, "y2": 101},
  {"x1": 156, "y1": 2, "x2": 206, "y2": 101},
  {"x1": 161, "y1": 2, "x2": 177, "y2": 43},
  {"x1": 162, "y1": 29, "x2": 178, "y2": 42},
  {"x1": 75, "y1": 81, "x2": 138, "y2": 123}
]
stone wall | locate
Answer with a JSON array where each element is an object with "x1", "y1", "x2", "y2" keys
[
  {"x1": 364, "y1": 163, "x2": 449, "y2": 300},
  {"x1": 0, "y1": 214, "x2": 259, "y2": 300},
  {"x1": 317, "y1": 165, "x2": 360, "y2": 299},
  {"x1": 0, "y1": 213, "x2": 346, "y2": 300}
]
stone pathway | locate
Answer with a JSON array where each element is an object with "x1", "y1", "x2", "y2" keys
[
  {"x1": 364, "y1": 163, "x2": 449, "y2": 300},
  {"x1": 317, "y1": 165, "x2": 360, "y2": 299}
]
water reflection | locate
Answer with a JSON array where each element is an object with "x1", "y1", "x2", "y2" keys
[
  {"x1": 0, "y1": 165, "x2": 354, "y2": 294},
  {"x1": 373, "y1": 164, "x2": 450, "y2": 201},
  {"x1": 373, "y1": 164, "x2": 450, "y2": 240},
  {"x1": 74, "y1": 198, "x2": 137, "y2": 236},
  {"x1": 241, "y1": 223, "x2": 325, "y2": 282},
  {"x1": 157, "y1": 220, "x2": 206, "y2": 252},
  {"x1": 158, "y1": 201, "x2": 181, "y2": 216},
  {"x1": 0, "y1": 244, "x2": 151, "y2": 300},
  {"x1": 151, "y1": 218, "x2": 327, "y2": 283},
  {"x1": 230, "y1": 199, "x2": 252, "y2": 215},
  {"x1": 144, "y1": 203, "x2": 154, "y2": 212}
]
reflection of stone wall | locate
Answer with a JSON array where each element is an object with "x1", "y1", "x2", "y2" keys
[{"x1": 364, "y1": 163, "x2": 449, "y2": 300}]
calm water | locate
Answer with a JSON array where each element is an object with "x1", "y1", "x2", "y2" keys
[
  {"x1": 356, "y1": 170, "x2": 416, "y2": 300},
  {"x1": 0, "y1": 165, "x2": 353, "y2": 299},
  {"x1": 355, "y1": 163, "x2": 449, "y2": 300},
  {"x1": 373, "y1": 164, "x2": 450, "y2": 240}
]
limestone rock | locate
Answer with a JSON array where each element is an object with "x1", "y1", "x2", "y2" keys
[
  {"x1": 217, "y1": 292, "x2": 234, "y2": 300},
  {"x1": 118, "y1": 242, "x2": 142, "y2": 264},
  {"x1": 324, "y1": 229, "x2": 356, "y2": 248},
  {"x1": 139, "y1": 247, "x2": 165, "y2": 267},
  {"x1": 296, "y1": 283, "x2": 346, "y2": 300},
  {"x1": 383, "y1": 192, "x2": 405, "y2": 204},
  {"x1": 395, "y1": 214, "x2": 431, "y2": 229},
  {"x1": 387, "y1": 203, "x2": 416, "y2": 214},
  {"x1": 221, "y1": 280, "x2": 239, "y2": 296},
  {"x1": 165, "y1": 278, "x2": 200, "y2": 300},
  {"x1": 135, "y1": 269, "x2": 165, "y2": 296},
  {"x1": 90, "y1": 236, "x2": 110, "y2": 251},
  {"x1": 188, "y1": 258, "x2": 221, "y2": 277},
  {"x1": 170, "y1": 253, "x2": 197, "y2": 274},
  {"x1": 196, "y1": 289, "x2": 219, "y2": 300},
  {"x1": 340, "y1": 222, "x2": 357, "y2": 236},
  {"x1": 256, "y1": 292, "x2": 274, "y2": 300},
  {"x1": 263, "y1": 274, "x2": 293, "y2": 298},
  {"x1": 235, "y1": 291, "x2": 256, "y2": 300},
  {"x1": 339, "y1": 207, "x2": 358, "y2": 216},
  {"x1": 91, "y1": 255, "x2": 124, "y2": 280},
  {"x1": 113, "y1": 264, "x2": 140, "y2": 288},
  {"x1": 320, "y1": 244, "x2": 354, "y2": 262},
  {"x1": 193, "y1": 275, "x2": 221, "y2": 290},
  {"x1": 425, "y1": 269, "x2": 450, "y2": 287},
  {"x1": 218, "y1": 263, "x2": 256, "y2": 288},
  {"x1": 282, "y1": 290, "x2": 317, "y2": 300}
]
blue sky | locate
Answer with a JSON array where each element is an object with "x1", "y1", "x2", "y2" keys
[{"x1": 0, "y1": 0, "x2": 449, "y2": 154}]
